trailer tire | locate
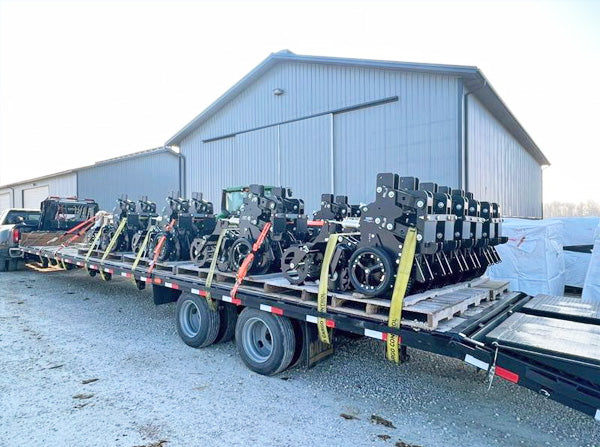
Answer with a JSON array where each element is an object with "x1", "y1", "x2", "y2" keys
[
  {"x1": 215, "y1": 303, "x2": 238, "y2": 344},
  {"x1": 8, "y1": 259, "x2": 20, "y2": 271},
  {"x1": 235, "y1": 308, "x2": 296, "y2": 376},
  {"x1": 176, "y1": 294, "x2": 220, "y2": 348}
]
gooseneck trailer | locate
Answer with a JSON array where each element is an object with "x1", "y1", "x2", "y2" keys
[{"x1": 15, "y1": 242, "x2": 600, "y2": 421}]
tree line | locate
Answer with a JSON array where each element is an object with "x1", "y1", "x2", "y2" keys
[{"x1": 544, "y1": 200, "x2": 600, "y2": 217}]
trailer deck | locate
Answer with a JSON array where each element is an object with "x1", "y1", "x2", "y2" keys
[{"x1": 15, "y1": 243, "x2": 600, "y2": 421}]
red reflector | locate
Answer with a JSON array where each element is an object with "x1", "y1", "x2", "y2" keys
[
  {"x1": 232, "y1": 298, "x2": 242, "y2": 306},
  {"x1": 199, "y1": 290, "x2": 207, "y2": 297},
  {"x1": 496, "y1": 366, "x2": 519, "y2": 383},
  {"x1": 326, "y1": 319, "x2": 335, "y2": 328},
  {"x1": 382, "y1": 333, "x2": 388, "y2": 341},
  {"x1": 154, "y1": 278, "x2": 162, "y2": 284},
  {"x1": 271, "y1": 306, "x2": 284, "y2": 315}
]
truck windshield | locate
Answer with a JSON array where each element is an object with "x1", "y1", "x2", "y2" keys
[{"x1": 3, "y1": 211, "x2": 41, "y2": 226}]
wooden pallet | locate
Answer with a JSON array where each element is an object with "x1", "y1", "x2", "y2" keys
[
  {"x1": 196, "y1": 269, "x2": 503, "y2": 330},
  {"x1": 21, "y1": 231, "x2": 85, "y2": 247},
  {"x1": 472, "y1": 279, "x2": 511, "y2": 300}
]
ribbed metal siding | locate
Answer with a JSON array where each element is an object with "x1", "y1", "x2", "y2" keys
[
  {"x1": 181, "y1": 61, "x2": 461, "y2": 212},
  {"x1": 279, "y1": 115, "x2": 331, "y2": 214},
  {"x1": 467, "y1": 96, "x2": 542, "y2": 217},
  {"x1": 189, "y1": 127, "x2": 278, "y2": 206},
  {"x1": 77, "y1": 153, "x2": 180, "y2": 211},
  {"x1": 5, "y1": 173, "x2": 77, "y2": 209}
]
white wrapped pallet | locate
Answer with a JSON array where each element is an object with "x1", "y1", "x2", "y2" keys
[
  {"x1": 488, "y1": 218, "x2": 565, "y2": 296},
  {"x1": 582, "y1": 222, "x2": 600, "y2": 304},
  {"x1": 551, "y1": 217, "x2": 599, "y2": 288}
]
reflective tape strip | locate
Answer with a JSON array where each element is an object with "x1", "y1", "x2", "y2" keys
[
  {"x1": 165, "y1": 282, "x2": 179, "y2": 290},
  {"x1": 103, "y1": 268, "x2": 113, "y2": 273},
  {"x1": 495, "y1": 366, "x2": 519, "y2": 383},
  {"x1": 465, "y1": 354, "x2": 489, "y2": 371},
  {"x1": 260, "y1": 304, "x2": 283, "y2": 315},
  {"x1": 90, "y1": 264, "x2": 98, "y2": 270},
  {"x1": 154, "y1": 278, "x2": 162, "y2": 285},
  {"x1": 120, "y1": 272, "x2": 132, "y2": 278},
  {"x1": 364, "y1": 328, "x2": 388, "y2": 341},
  {"x1": 191, "y1": 288, "x2": 207, "y2": 297},
  {"x1": 76, "y1": 261, "x2": 84, "y2": 266},
  {"x1": 140, "y1": 276, "x2": 148, "y2": 282},
  {"x1": 306, "y1": 315, "x2": 318, "y2": 324},
  {"x1": 223, "y1": 294, "x2": 242, "y2": 305},
  {"x1": 595, "y1": 409, "x2": 599, "y2": 421}
]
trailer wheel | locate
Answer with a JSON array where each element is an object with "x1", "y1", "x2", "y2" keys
[
  {"x1": 235, "y1": 308, "x2": 296, "y2": 376},
  {"x1": 176, "y1": 294, "x2": 220, "y2": 348},
  {"x1": 214, "y1": 303, "x2": 238, "y2": 343},
  {"x1": 349, "y1": 246, "x2": 394, "y2": 296}
]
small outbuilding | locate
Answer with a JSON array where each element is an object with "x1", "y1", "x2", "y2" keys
[{"x1": 0, "y1": 147, "x2": 182, "y2": 213}]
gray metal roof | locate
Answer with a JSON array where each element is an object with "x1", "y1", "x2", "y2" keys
[
  {"x1": 166, "y1": 50, "x2": 549, "y2": 166},
  {"x1": 0, "y1": 147, "x2": 180, "y2": 190}
]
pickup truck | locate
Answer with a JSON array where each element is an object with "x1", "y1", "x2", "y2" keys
[{"x1": 0, "y1": 208, "x2": 41, "y2": 271}]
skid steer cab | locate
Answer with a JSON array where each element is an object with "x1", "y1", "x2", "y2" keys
[{"x1": 38, "y1": 197, "x2": 99, "y2": 231}]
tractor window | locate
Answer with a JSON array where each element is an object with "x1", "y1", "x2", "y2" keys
[{"x1": 226, "y1": 192, "x2": 245, "y2": 213}]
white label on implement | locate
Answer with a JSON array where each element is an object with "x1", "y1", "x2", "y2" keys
[
  {"x1": 222, "y1": 295, "x2": 233, "y2": 303},
  {"x1": 140, "y1": 276, "x2": 148, "y2": 282},
  {"x1": 191, "y1": 288, "x2": 200, "y2": 295},
  {"x1": 364, "y1": 328, "x2": 385, "y2": 340},
  {"x1": 465, "y1": 354, "x2": 489, "y2": 371},
  {"x1": 165, "y1": 282, "x2": 173, "y2": 288},
  {"x1": 305, "y1": 315, "x2": 318, "y2": 324}
]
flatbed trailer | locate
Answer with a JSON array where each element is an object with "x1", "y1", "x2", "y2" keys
[{"x1": 14, "y1": 243, "x2": 600, "y2": 422}]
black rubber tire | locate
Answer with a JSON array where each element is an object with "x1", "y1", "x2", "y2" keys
[
  {"x1": 214, "y1": 303, "x2": 238, "y2": 343},
  {"x1": 0, "y1": 258, "x2": 7, "y2": 272},
  {"x1": 176, "y1": 293, "x2": 220, "y2": 348},
  {"x1": 235, "y1": 308, "x2": 296, "y2": 376},
  {"x1": 348, "y1": 246, "x2": 394, "y2": 297}
]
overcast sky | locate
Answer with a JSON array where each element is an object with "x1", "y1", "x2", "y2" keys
[{"x1": 0, "y1": 0, "x2": 598, "y2": 202}]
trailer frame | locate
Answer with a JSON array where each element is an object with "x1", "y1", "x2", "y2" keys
[{"x1": 15, "y1": 244, "x2": 600, "y2": 421}]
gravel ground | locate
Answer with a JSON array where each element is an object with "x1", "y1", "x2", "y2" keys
[{"x1": 1, "y1": 267, "x2": 599, "y2": 447}]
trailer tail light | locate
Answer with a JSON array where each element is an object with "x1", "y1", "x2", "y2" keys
[
  {"x1": 12, "y1": 228, "x2": 20, "y2": 243},
  {"x1": 495, "y1": 366, "x2": 519, "y2": 383}
]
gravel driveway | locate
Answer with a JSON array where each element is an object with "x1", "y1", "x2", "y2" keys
[{"x1": 1, "y1": 268, "x2": 599, "y2": 447}]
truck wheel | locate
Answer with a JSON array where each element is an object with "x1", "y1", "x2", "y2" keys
[
  {"x1": 176, "y1": 294, "x2": 220, "y2": 348},
  {"x1": 215, "y1": 303, "x2": 238, "y2": 343},
  {"x1": 235, "y1": 308, "x2": 296, "y2": 376},
  {"x1": 8, "y1": 259, "x2": 20, "y2": 271}
]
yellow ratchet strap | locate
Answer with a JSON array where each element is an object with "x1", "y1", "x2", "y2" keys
[
  {"x1": 386, "y1": 227, "x2": 417, "y2": 363},
  {"x1": 316, "y1": 233, "x2": 342, "y2": 344},
  {"x1": 98, "y1": 218, "x2": 128, "y2": 281},
  {"x1": 84, "y1": 225, "x2": 105, "y2": 272},
  {"x1": 131, "y1": 226, "x2": 154, "y2": 279},
  {"x1": 101, "y1": 218, "x2": 127, "y2": 262},
  {"x1": 204, "y1": 228, "x2": 228, "y2": 311}
]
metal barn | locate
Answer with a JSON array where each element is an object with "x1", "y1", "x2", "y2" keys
[
  {"x1": 77, "y1": 148, "x2": 182, "y2": 211},
  {"x1": 0, "y1": 171, "x2": 77, "y2": 211},
  {"x1": 166, "y1": 51, "x2": 549, "y2": 217},
  {"x1": 0, "y1": 147, "x2": 182, "y2": 213}
]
